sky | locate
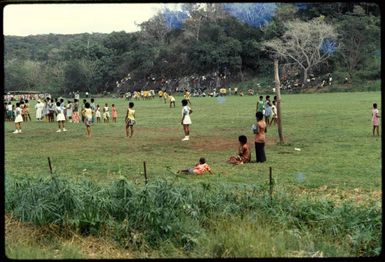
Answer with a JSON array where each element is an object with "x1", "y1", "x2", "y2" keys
[{"x1": 3, "y1": 3, "x2": 182, "y2": 36}]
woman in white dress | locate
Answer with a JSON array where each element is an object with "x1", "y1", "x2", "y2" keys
[
  {"x1": 35, "y1": 100, "x2": 44, "y2": 121},
  {"x1": 181, "y1": 99, "x2": 192, "y2": 141},
  {"x1": 55, "y1": 101, "x2": 67, "y2": 132},
  {"x1": 13, "y1": 102, "x2": 23, "y2": 133}
]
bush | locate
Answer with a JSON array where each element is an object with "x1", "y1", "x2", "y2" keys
[{"x1": 5, "y1": 175, "x2": 381, "y2": 256}]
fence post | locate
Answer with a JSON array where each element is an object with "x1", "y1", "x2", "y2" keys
[
  {"x1": 143, "y1": 161, "x2": 148, "y2": 185},
  {"x1": 269, "y1": 166, "x2": 273, "y2": 205},
  {"x1": 48, "y1": 157, "x2": 53, "y2": 174}
]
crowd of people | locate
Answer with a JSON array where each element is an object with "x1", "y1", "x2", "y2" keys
[{"x1": 5, "y1": 95, "x2": 128, "y2": 136}]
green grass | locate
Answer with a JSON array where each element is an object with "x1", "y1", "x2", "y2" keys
[
  {"x1": 5, "y1": 92, "x2": 381, "y2": 189},
  {"x1": 4, "y1": 91, "x2": 382, "y2": 258}
]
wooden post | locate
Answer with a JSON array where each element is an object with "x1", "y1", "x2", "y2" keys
[
  {"x1": 269, "y1": 166, "x2": 273, "y2": 205},
  {"x1": 274, "y1": 58, "x2": 284, "y2": 144},
  {"x1": 143, "y1": 161, "x2": 148, "y2": 185},
  {"x1": 48, "y1": 157, "x2": 53, "y2": 174}
]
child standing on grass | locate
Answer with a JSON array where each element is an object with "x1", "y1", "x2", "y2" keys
[
  {"x1": 21, "y1": 101, "x2": 27, "y2": 122},
  {"x1": 227, "y1": 135, "x2": 251, "y2": 165},
  {"x1": 264, "y1": 96, "x2": 272, "y2": 126},
  {"x1": 90, "y1": 98, "x2": 96, "y2": 123},
  {"x1": 55, "y1": 101, "x2": 67, "y2": 132},
  {"x1": 271, "y1": 100, "x2": 278, "y2": 126},
  {"x1": 24, "y1": 99, "x2": 32, "y2": 121},
  {"x1": 255, "y1": 111, "x2": 267, "y2": 163},
  {"x1": 178, "y1": 157, "x2": 214, "y2": 175},
  {"x1": 13, "y1": 102, "x2": 23, "y2": 133},
  {"x1": 112, "y1": 104, "x2": 117, "y2": 123},
  {"x1": 72, "y1": 99, "x2": 80, "y2": 123},
  {"x1": 95, "y1": 105, "x2": 101, "y2": 123},
  {"x1": 66, "y1": 100, "x2": 73, "y2": 122},
  {"x1": 103, "y1": 103, "x2": 110, "y2": 123},
  {"x1": 372, "y1": 103, "x2": 380, "y2": 136},
  {"x1": 82, "y1": 102, "x2": 93, "y2": 137},
  {"x1": 125, "y1": 102, "x2": 136, "y2": 138},
  {"x1": 181, "y1": 99, "x2": 192, "y2": 141},
  {"x1": 81, "y1": 99, "x2": 87, "y2": 123}
]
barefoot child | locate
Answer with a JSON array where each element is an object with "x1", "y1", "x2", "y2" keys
[
  {"x1": 125, "y1": 102, "x2": 136, "y2": 137},
  {"x1": 112, "y1": 104, "x2": 117, "y2": 123},
  {"x1": 95, "y1": 105, "x2": 101, "y2": 123},
  {"x1": 82, "y1": 102, "x2": 93, "y2": 137},
  {"x1": 13, "y1": 102, "x2": 23, "y2": 133},
  {"x1": 178, "y1": 157, "x2": 214, "y2": 175},
  {"x1": 55, "y1": 101, "x2": 67, "y2": 132},
  {"x1": 372, "y1": 103, "x2": 380, "y2": 136},
  {"x1": 103, "y1": 103, "x2": 110, "y2": 123},
  {"x1": 181, "y1": 99, "x2": 192, "y2": 141},
  {"x1": 255, "y1": 111, "x2": 267, "y2": 163},
  {"x1": 227, "y1": 135, "x2": 251, "y2": 165},
  {"x1": 271, "y1": 100, "x2": 278, "y2": 126}
]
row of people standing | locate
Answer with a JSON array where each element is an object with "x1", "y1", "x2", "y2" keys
[
  {"x1": 5, "y1": 100, "x2": 32, "y2": 122},
  {"x1": 33, "y1": 98, "x2": 118, "y2": 124}
]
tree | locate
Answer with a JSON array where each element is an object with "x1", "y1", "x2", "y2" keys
[
  {"x1": 335, "y1": 6, "x2": 380, "y2": 81},
  {"x1": 182, "y1": 5, "x2": 206, "y2": 42},
  {"x1": 138, "y1": 13, "x2": 169, "y2": 44},
  {"x1": 263, "y1": 17, "x2": 338, "y2": 87},
  {"x1": 222, "y1": 3, "x2": 278, "y2": 28},
  {"x1": 273, "y1": 57, "x2": 284, "y2": 144}
]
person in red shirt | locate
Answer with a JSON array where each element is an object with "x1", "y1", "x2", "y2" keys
[
  {"x1": 227, "y1": 135, "x2": 251, "y2": 165},
  {"x1": 255, "y1": 111, "x2": 267, "y2": 163},
  {"x1": 178, "y1": 157, "x2": 214, "y2": 175}
]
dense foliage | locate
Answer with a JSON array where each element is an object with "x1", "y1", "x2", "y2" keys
[
  {"x1": 4, "y1": 3, "x2": 380, "y2": 94},
  {"x1": 5, "y1": 174, "x2": 381, "y2": 256}
]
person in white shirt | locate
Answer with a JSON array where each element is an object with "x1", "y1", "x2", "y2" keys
[{"x1": 35, "y1": 100, "x2": 44, "y2": 121}]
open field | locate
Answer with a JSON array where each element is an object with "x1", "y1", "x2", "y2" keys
[{"x1": 4, "y1": 91, "x2": 382, "y2": 258}]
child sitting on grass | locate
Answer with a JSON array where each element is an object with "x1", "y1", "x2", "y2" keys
[
  {"x1": 178, "y1": 157, "x2": 214, "y2": 175},
  {"x1": 227, "y1": 135, "x2": 251, "y2": 165}
]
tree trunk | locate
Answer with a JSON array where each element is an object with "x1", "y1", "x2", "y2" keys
[
  {"x1": 302, "y1": 68, "x2": 308, "y2": 88},
  {"x1": 274, "y1": 59, "x2": 284, "y2": 144},
  {"x1": 239, "y1": 66, "x2": 244, "y2": 82}
]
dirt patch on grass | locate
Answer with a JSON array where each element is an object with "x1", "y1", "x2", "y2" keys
[
  {"x1": 189, "y1": 137, "x2": 236, "y2": 151},
  {"x1": 188, "y1": 136, "x2": 282, "y2": 151}
]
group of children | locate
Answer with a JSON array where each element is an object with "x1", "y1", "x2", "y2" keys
[
  {"x1": 8, "y1": 100, "x2": 33, "y2": 133},
  {"x1": 178, "y1": 97, "x2": 269, "y2": 176},
  {"x1": 9, "y1": 97, "x2": 126, "y2": 135},
  {"x1": 77, "y1": 100, "x2": 136, "y2": 138},
  {"x1": 256, "y1": 95, "x2": 278, "y2": 127}
]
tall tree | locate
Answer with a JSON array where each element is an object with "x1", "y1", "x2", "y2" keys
[
  {"x1": 263, "y1": 17, "x2": 338, "y2": 86},
  {"x1": 335, "y1": 5, "x2": 380, "y2": 81}
]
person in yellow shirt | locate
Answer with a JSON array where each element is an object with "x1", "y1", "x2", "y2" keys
[
  {"x1": 169, "y1": 95, "x2": 176, "y2": 108},
  {"x1": 125, "y1": 102, "x2": 136, "y2": 138},
  {"x1": 183, "y1": 90, "x2": 191, "y2": 105},
  {"x1": 163, "y1": 91, "x2": 169, "y2": 103},
  {"x1": 81, "y1": 102, "x2": 93, "y2": 137},
  {"x1": 158, "y1": 90, "x2": 163, "y2": 99}
]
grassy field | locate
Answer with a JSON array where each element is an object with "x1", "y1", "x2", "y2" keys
[{"x1": 4, "y1": 91, "x2": 382, "y2": 258}]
